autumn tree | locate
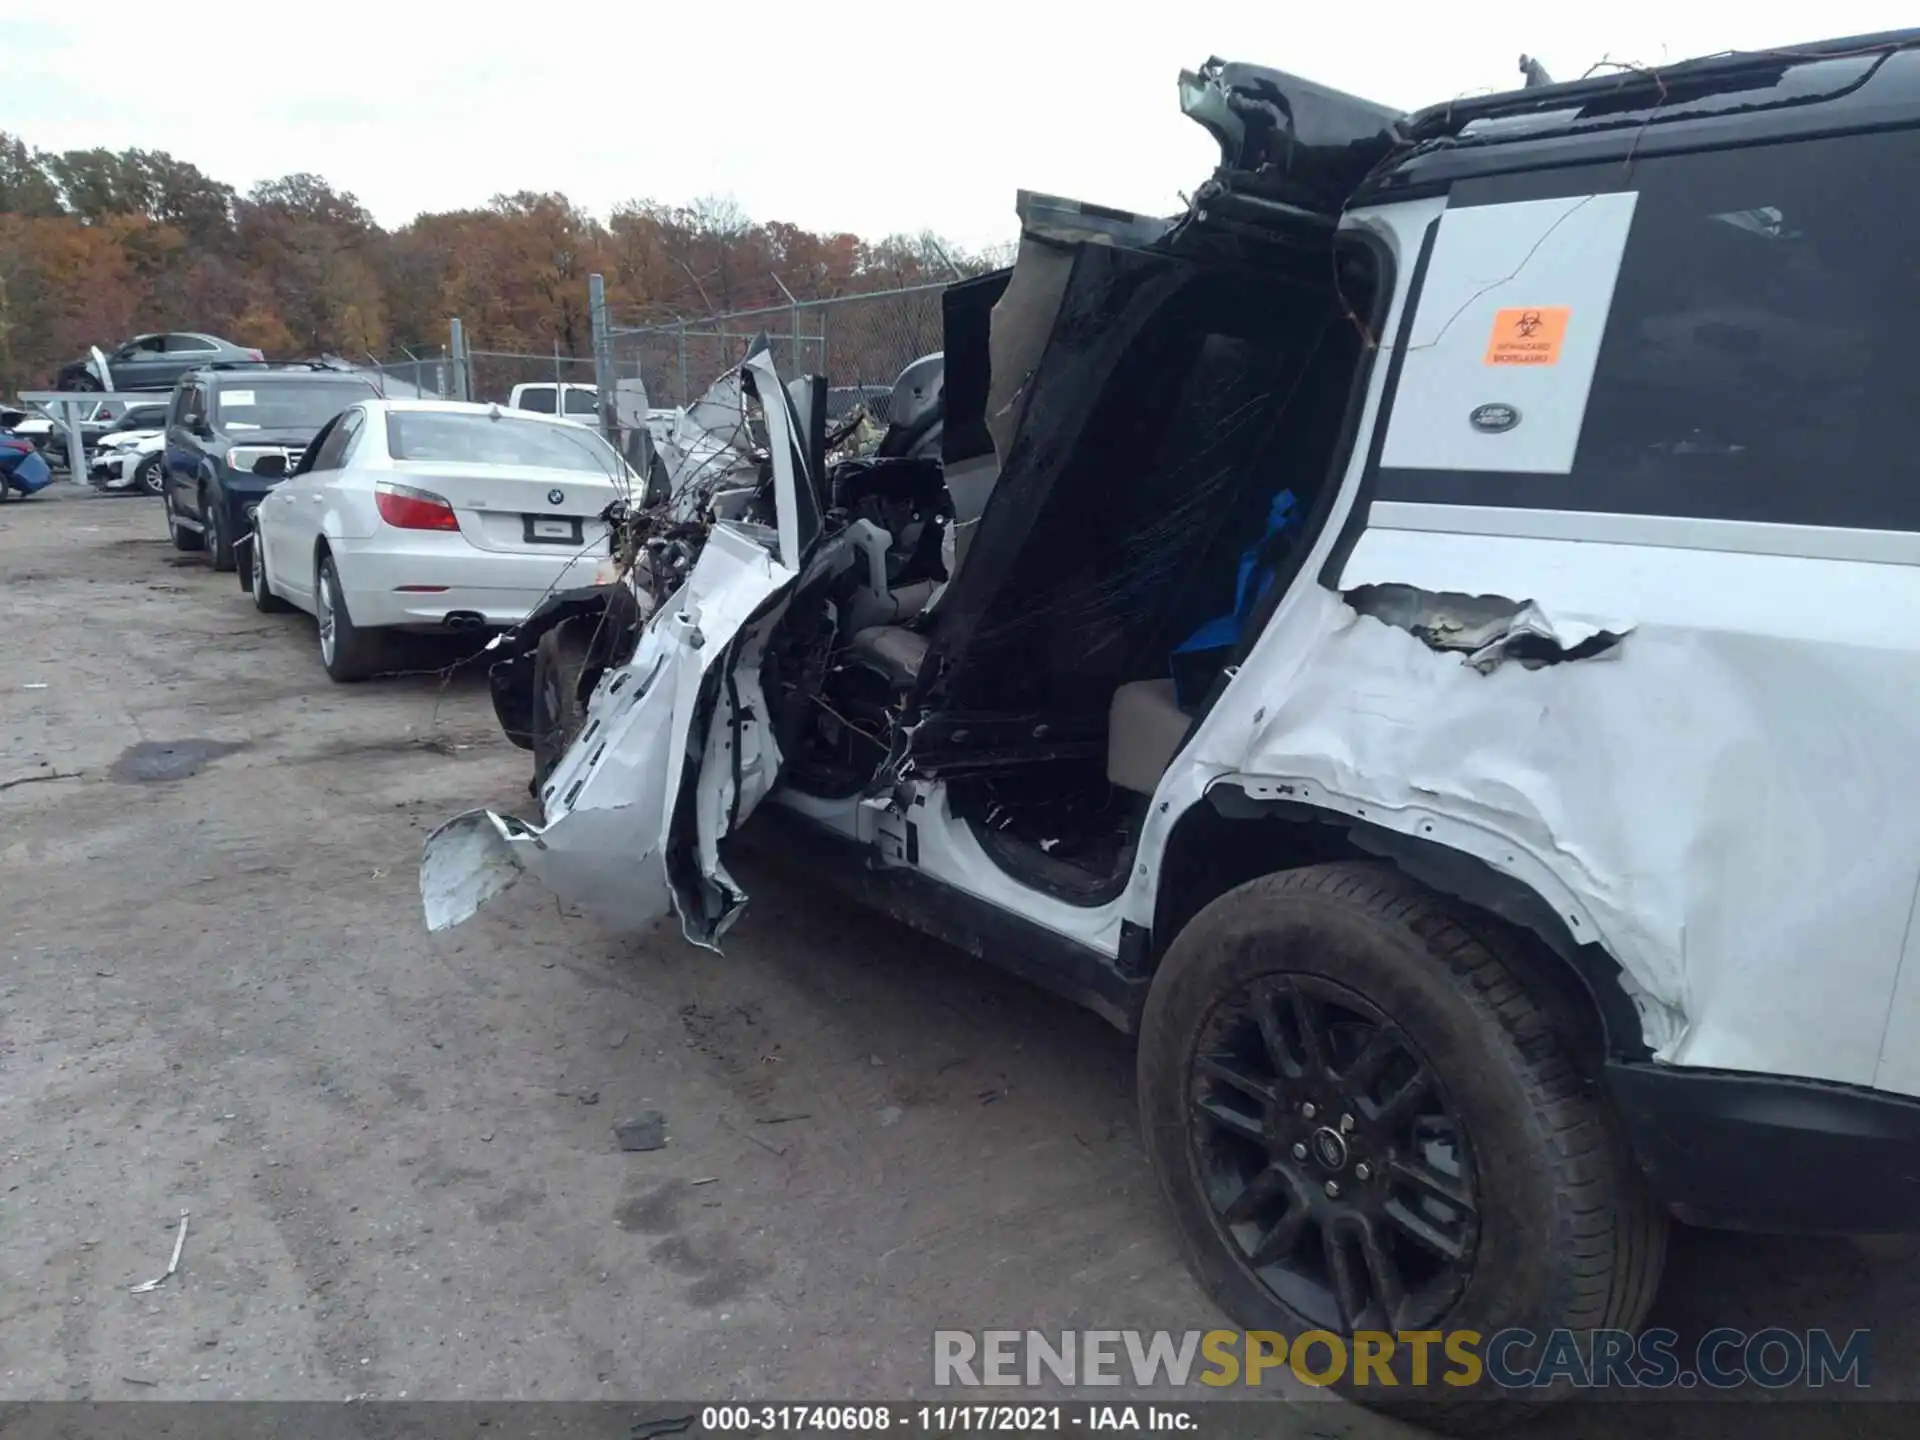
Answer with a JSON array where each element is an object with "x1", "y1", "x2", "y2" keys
[
  {"x1": 235, "y1": 174, "x2": 386, "y2": 357},
  {"x1": 0, "y1": 128, "x2": 996, "y2": 396},
  {"x1": 0, "y1": 135, "x2": 62, "y2": 219}
]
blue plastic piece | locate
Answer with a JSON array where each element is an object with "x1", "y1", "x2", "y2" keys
[
  {"x1": 1169, "y1": 489, "x2": 1298, "y2": 707},
  {"x1": 0, "y1": 442, "x2": 53, "y2": 496}
]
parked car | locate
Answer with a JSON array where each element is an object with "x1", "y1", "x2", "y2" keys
[
  {"x1": 248, "y1": 399, "x2": 631, "y2": 681},
  {"x1": 57, "y1": 332, "x2": 263, "y2": 393},
  {"x1": 86, "y1": 402, "x2": 171, "y2": 486},
  {"x1": 93, "y1": 431, "x2": 167, "y2": 495},
  {"x1": 420, "y1": 29, "x2": 1920, "y2": 1420},
  {"x1": 507, "y1": 381, "x2": 601, "y2": 422},
  {"x1": 163, "y1": 364, "x2": 383, "y2": 571}
]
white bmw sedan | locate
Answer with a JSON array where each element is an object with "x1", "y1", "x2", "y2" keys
[{"x1": 248, "y1": 399, "x2": 632, "y2": 681}]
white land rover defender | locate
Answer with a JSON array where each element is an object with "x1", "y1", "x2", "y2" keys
[{"x1": 422, "y1": 29, "x2": 1920, "y2": 1421}]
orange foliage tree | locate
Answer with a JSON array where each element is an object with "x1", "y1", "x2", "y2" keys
[{"x1": 0, "y1": 131, "x2": 1007, "y2": 398}]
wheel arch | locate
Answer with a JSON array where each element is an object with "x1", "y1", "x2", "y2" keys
[
  {"x1": 483, "y1": 583, "x2": 641, "y2": 751},
  {"x1": 1147, "y1": 782, "x2": 1653, "y2": 1066}
]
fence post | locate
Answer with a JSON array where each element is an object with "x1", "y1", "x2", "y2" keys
[
  {"x1": 449, "y1": 318, "x2": 470, "y2": 402},
  {"x1": 676, "y1": 319, "x2": 688, "y2": 405},
  {"x1": 588, "y1": 272, "x2": 615, "y2": 442}
]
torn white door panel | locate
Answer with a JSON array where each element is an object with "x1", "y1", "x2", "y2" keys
[
  {"x1": 420, "y1": 522, "x2": 797, "y2": 938},
  {"x1": 686, "y1": 610, "x2": 788, "y2": 943},
  {"x1": 1172, "y1": 574, "x2": 1920, "y2": 1092}
]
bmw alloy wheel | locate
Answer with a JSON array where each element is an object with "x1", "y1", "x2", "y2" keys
[{"x1": 317, "y1": 569, "x2": 337, "y2": 666}]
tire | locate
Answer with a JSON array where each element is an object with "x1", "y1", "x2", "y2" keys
[
  {"x1": 531, "y1": 618, "x2": 593, "y2": 808},
  {"x1": 202, "y1": 490, "x2": 236, "y2": 572},
  {"x1": 314, "y1": 553, "x2": 383, "y2": 682},
  {"x1": 165, "y1": 488, "x2": 204, "y2": 552},
  {"x1": 1137, "y1": 861, "x2": 1666, "y2": 1429},
  {"x1": 134, "y1": 453, "x2": 164, "y2": 497},
  {"x1": 250, "y1": 520, "x2": 291, "y2": 613}
]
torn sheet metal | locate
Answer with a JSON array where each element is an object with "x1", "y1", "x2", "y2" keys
[
  {"x1": 1176, "y1": 58, "x2": 1404, "y2": 214},
  {"x1": 656, "y1": 366, "x2": 759, "y2": 524},
  {"x1": 421, "y1": 623, "x2": 680, "y2": 933},
  {"x1": 1344, "y1": 582, "x2": 1630, "y2": 672},
  {"x1": 1174, "y1": 578, "x2": 1920, "y2": 1090},
  {"x1": 688, "y1": 608, "x2": 787, "y2": 940},
  {"x1": 421, "y1": 523, "x2": 798, "y2": 942}
]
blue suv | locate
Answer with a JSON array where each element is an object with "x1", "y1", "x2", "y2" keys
[{"x1": 162, "y1": 364, "x2": 383, "y2": 570}]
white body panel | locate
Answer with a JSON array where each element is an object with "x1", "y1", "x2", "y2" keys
[
  {"x1": 420, "y1": 176, "x2": 1920, "y2": 1109},
  {"x1": 1127, "y1": 193, "x2": 1920, "y2": 1095}
]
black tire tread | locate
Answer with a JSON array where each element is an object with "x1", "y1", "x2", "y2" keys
[
  {"x1": 317, "y1": 554, "x2": 383, "y2": 682},
  {"x1": 1139, "y1": 861, "x2": 1666, "y2": 1430},
  {"x1": 250, "y1": 523, "x2": 291, "y2": 613},
  {"x1": 166, "y1": 491, "x2": 203, "y2": 552},
  {"x1": 203, "y1": 491, "x2": 235, "y2": 572},
  {"x1": 531, "y1": 618, "x2": 592, "y2": 812}
]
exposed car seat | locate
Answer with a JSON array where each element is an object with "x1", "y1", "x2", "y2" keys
[
  {"x1": 849, "y1": 626, "x2": 932, "y2": 687},
  {"x1": 842, "y1": 354, "x2": 955, "y2": 685},
  {"x1": 1106, "y1": 679, "x2": 1192, "y2": 795}
]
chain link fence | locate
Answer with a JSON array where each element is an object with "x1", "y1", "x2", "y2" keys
[
  {"x1": 412, "y1": 279, "x2": 951, "y2": 425},
  {"x1": 366, "y1": 349, "x2": 457, "y2": 399},
  {"x1": 605, "y1": 283, "x2": 947, "y2": 409}
]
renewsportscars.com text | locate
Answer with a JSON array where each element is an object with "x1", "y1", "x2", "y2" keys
[{"x1": 933, "y1": 1328, "x2": 1872, "y2": 1391}]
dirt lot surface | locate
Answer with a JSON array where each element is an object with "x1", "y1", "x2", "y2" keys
[{"x1": 0, "y1": 485, "x2": 1910, "y2": 1434}]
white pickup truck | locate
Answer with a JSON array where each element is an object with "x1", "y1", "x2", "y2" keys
[{"x1": 506, "y1": 382, "x2": 601, "y2": 424}]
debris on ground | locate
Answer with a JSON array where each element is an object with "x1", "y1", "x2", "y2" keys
[
  {"x1": 614, "y1": 1111, "x2": 668, "y2": 1152},
  {"x1": 130, "y1": 1210, "x2": 189, "y2": 1294},
  {"x1": 878, "y1": 1106, "x2": 904, "y2": 1128},
  {"x1": 756, "y1": 1112, "x2": 810, "y2": 1125}
]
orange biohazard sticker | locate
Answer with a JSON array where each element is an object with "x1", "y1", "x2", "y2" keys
[{"x1": 1485, "y1": 306, "x2": 1571, "y2": 366}]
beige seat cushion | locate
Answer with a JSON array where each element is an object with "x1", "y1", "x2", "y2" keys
[
  {"x1": 1107, "y1": 679, "x2": 1190, "y2": 796},
  {"x1": 849, "y1": 626, "x2": 932, "y2": 687}
]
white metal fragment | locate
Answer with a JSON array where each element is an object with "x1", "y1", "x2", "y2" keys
[{"x1": 130, "y1": 1210, "x2": 189, "y2": 1293}]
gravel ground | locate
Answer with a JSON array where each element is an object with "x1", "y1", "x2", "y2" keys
[{"x1": 0, "y1": 483, "x2": 1910, "y2": 1435}]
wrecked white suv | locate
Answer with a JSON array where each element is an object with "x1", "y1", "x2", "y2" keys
[{"x1": 423, "y1": 30, "x2": 1920, "y2": 1418}]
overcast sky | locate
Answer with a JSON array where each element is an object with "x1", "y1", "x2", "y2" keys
[{"x1": 3, "y1": 2, "x2": 1910, "y2": 248}]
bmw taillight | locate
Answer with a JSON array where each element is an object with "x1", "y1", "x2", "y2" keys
[
  {"x1": 375, "y1": 481, "x2": 459, "y2": 531},
  {"x1": 246, "y1": 349, "x2": 264, "y2": 361}
]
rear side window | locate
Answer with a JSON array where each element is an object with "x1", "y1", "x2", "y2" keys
[
  {"x1": 516, "y1": 388, "x2": 558, "y2": 414},
  {"x1": 1374, "y1": 128, "x2": 1920, "y2": 530},
  {"x1": 563, "y1": 389, "x2": 599, "y2": 415},
  {"x1": 387, "y1": 411, "x2": 618, "y2": 472}
]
